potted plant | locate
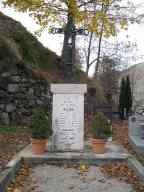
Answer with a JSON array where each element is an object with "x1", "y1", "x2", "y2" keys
[
  {"x1": 91, "y1": 113, "x2": 112, "y2": 154},
  {"x1": 27, "y1": 107, "x2": 52, "y2": 154}
]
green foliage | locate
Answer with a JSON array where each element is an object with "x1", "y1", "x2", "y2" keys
[
  {"x1": 21, "y1": 45, "x2": 39, "y2": 69},
  {"x1": 118, "y1": 75, "x2": 132, "y2": 118},
  {"x1": 0, "y1": 37, "x2": 22, "y2": 72},
  {"x1": 27, "y1": 108, "x2": 52, "y2": 139},
  {"x1": 119, "y1": 78, "x2": 126, "y2": 118},
  {"x1": 125, "y1": 76, "x2": 132, "y2": 112},
  {"x1": 92, "y1": 113, "x2": 112, "y2": 139},
  {"x1": 0, "y1": 39, "x2": 20, "y2": 60},
  {"x1": 3, "y1": 0, "x2": 136, "y2": 38},
  {"x1": 0, "y1": 125, "x2": 16, "y2": 133},
  {"x1": 0, "y1": 12, "x2": 59, "y2": 72}
]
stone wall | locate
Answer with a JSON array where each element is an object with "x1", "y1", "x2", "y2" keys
[
  {"x1": 0, "y1": 65, "x2": 52, "y2": 125},
  {"x1": 0, "y1": 63, "x2": 96, "y2": 125}
]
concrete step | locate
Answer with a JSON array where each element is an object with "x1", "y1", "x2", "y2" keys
[{"x1": 21, "y1": 141, "x2": 131, "y2": 165}]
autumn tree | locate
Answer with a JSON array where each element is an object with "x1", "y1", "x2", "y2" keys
[
  {"x1": 3, "y1": 0, "x2": 138, "y2": 70},
  {"x1": 97, "y1": 56, "x2": 120, "y2": 104},
  {"x1": 80, "y1": 30, "x2": 138, "y2": 77}
]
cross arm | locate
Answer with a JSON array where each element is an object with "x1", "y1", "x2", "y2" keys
[
  {"x1": 51, "y1": 27, "x2": 89, "y2": 36},
  {"x1": 75, "y1": 29, "x2": 89, "y2": 36},
  {"x1": 51, "y1": 28, "x2": 65, "y2": 34}
]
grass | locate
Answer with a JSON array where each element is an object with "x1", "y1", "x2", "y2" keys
[
  {"x1": 0, "y1": 125, "x2": 16, "y2": 133},
  {"x1": 0, "y1": 11, "x2": 88, "y2": 84},
  {"x1": 0, "y1": 11, "x2": 60, "y2": 72},
  {"x1": 0, "y1": 144, "x2": 17, "y2": 156}
]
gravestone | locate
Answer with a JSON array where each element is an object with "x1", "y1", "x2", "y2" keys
[
  {"x1": 50, "y1": 84, "x2": 87, "y2": 151},
  {"x1": 128, "y1": 115, "x2": 144, "y2": 154}
]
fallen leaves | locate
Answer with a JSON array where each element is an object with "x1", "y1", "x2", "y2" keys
[
  {"x1": 59, "y1": 163, "x2": 89, "y2": 172},
  {"x1": 31, "y1": 177, "x2": 37, "y2": 182},
  {"x1": 101, "y1": 118, "x2": 144, "y2": 192},
  {"x1": 0, "y1": 125, "x2": 29, "y2": 169},
  {"x1": 78, "y1": 164, "x2": 88, "y2": 171},
  {"x1": 13, "y1": 188, "x2": 21, "y2": 192},
  {"x1": 68, "y1": 185, "x2": 74, "y2": 190},
  {"x1": 98, "y1": 178, "x2": 105, "y2": 183},
  {"x1": 2, "y1": 117, "x2": 144, "y2": 192},
  {"x1": 102, "y1": 162, "x2": 144, "y2": 191},
  {"x1": 112, "y1": 118, "x2": 134, "y2": 154},
  {"x1": 7, "y1": 162, "x2": 35, "y2": 192}
]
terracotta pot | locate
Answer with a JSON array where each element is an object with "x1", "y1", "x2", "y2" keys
[
  {"x1": 30, "y1": 138, "x2": 47, "y2": 154},
  {"x1": 91, "y1": 138, "x2": 107, "y2": 154}
]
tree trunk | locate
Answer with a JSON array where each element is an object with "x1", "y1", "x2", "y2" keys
[
  {"x1": 86, "y1": 66, "x2": 90, "y2": 77},
  {"x1": 86, "y1": 32, "x2": 93, "y2": 77},
  {"x1": 93, "y1": 24, "x2": 103, "y2": 80}
]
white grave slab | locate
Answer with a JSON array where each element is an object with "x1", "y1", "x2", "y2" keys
[
  {"x1": 50, "y1": 84, "x2": 87, "y2": 151},
  {"x1": 128, "y1": 115, "x2": 144, "y2": 155}
]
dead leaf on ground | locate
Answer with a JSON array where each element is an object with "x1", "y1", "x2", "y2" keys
[
  {"x1": 14, "y1": 188, "x2": 21, "y2": 192},
  {"x1": 31, "y1": 177, "x2": 37, "y2": 182},
  {"x1": 68, "y1": 185, "x2": 74, "y2": 190}
]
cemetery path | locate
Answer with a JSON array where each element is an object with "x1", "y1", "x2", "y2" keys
[{"x1": 2, "y1": 118, "x2": 144, "y2": 192}]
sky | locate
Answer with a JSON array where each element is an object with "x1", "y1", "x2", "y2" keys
[{"x1": 0, "y1": 0, "x2": 144, "y2": 73}]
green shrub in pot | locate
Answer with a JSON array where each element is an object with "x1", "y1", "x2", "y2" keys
[
  {"x1": 27, "y1": 107, "x2": 52, "y2": 154},
  {"x1": 91, "y1": 113, "x2": 112, "y2": 154},
  {"x1": 92, "y1": 112, "x2": 112, "y2": 139}
]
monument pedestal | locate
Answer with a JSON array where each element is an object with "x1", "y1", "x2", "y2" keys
[{"x1": 50, "y1": 84, "x2": 87, "y2": 151}]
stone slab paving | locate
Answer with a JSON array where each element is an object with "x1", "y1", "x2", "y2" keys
[
  {"x1": 21, "y1": 141, "x2": 131, "y2": 165},
  {"x1": 24, "y1": 164, "x2": 136, "y2": 192}
]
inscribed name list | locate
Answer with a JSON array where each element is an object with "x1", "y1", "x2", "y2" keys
[{"x1": 52, "y1": 94, "x2": 84, "y2": 150}]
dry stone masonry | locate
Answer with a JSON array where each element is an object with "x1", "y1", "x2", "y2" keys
[{"x1": 0, "y1": 66, "x2": 52, "y2": 125}]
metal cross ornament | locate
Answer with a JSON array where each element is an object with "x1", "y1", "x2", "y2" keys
[
  {"x1": 51, "y1": 19, "x2": 89, "y2": 81},
  {"x1": 51, "y1": 27, "x2": 88, "y2": 64}
]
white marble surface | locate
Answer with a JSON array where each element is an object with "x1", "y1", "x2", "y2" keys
[
  {"x1": 129, "y1": 115, "x2": 144, "y2": 136},
  {"x1": 51, "y1": 93, "x2": 84, "y2": 151},
  {"x1": 50, "y1": 84, "x2": 87, "y2": 93}
]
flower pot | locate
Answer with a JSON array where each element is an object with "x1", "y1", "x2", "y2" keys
[
  {"x1": 30, "y1": 138, "x2": 47, "y2": 154},
  {"x1": 91, "y1": 138, "x2": 107, "y2": 154}
]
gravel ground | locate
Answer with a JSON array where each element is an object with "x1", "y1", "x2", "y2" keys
[{"x1": 24, "y1": 164, "x2": 136, "y2": 192}]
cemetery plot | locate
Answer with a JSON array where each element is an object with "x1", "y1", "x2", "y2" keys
[
  {"x1": 128, "y1": 115, "x2": 144, "y2": 155},
  {"x1": 15, "y1": 164, "x2": 135, "y2": 192},
  {"x1": 0, "y1": 118, "x2": 144, "y2": 192}
]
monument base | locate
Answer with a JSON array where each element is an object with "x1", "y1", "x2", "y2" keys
[
  {"x1": 21, "y1": 141, "x2": 131, "y2": 165},
  {"x1": 128, "y1": 135, "x2": 144, "y2": 155}
]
